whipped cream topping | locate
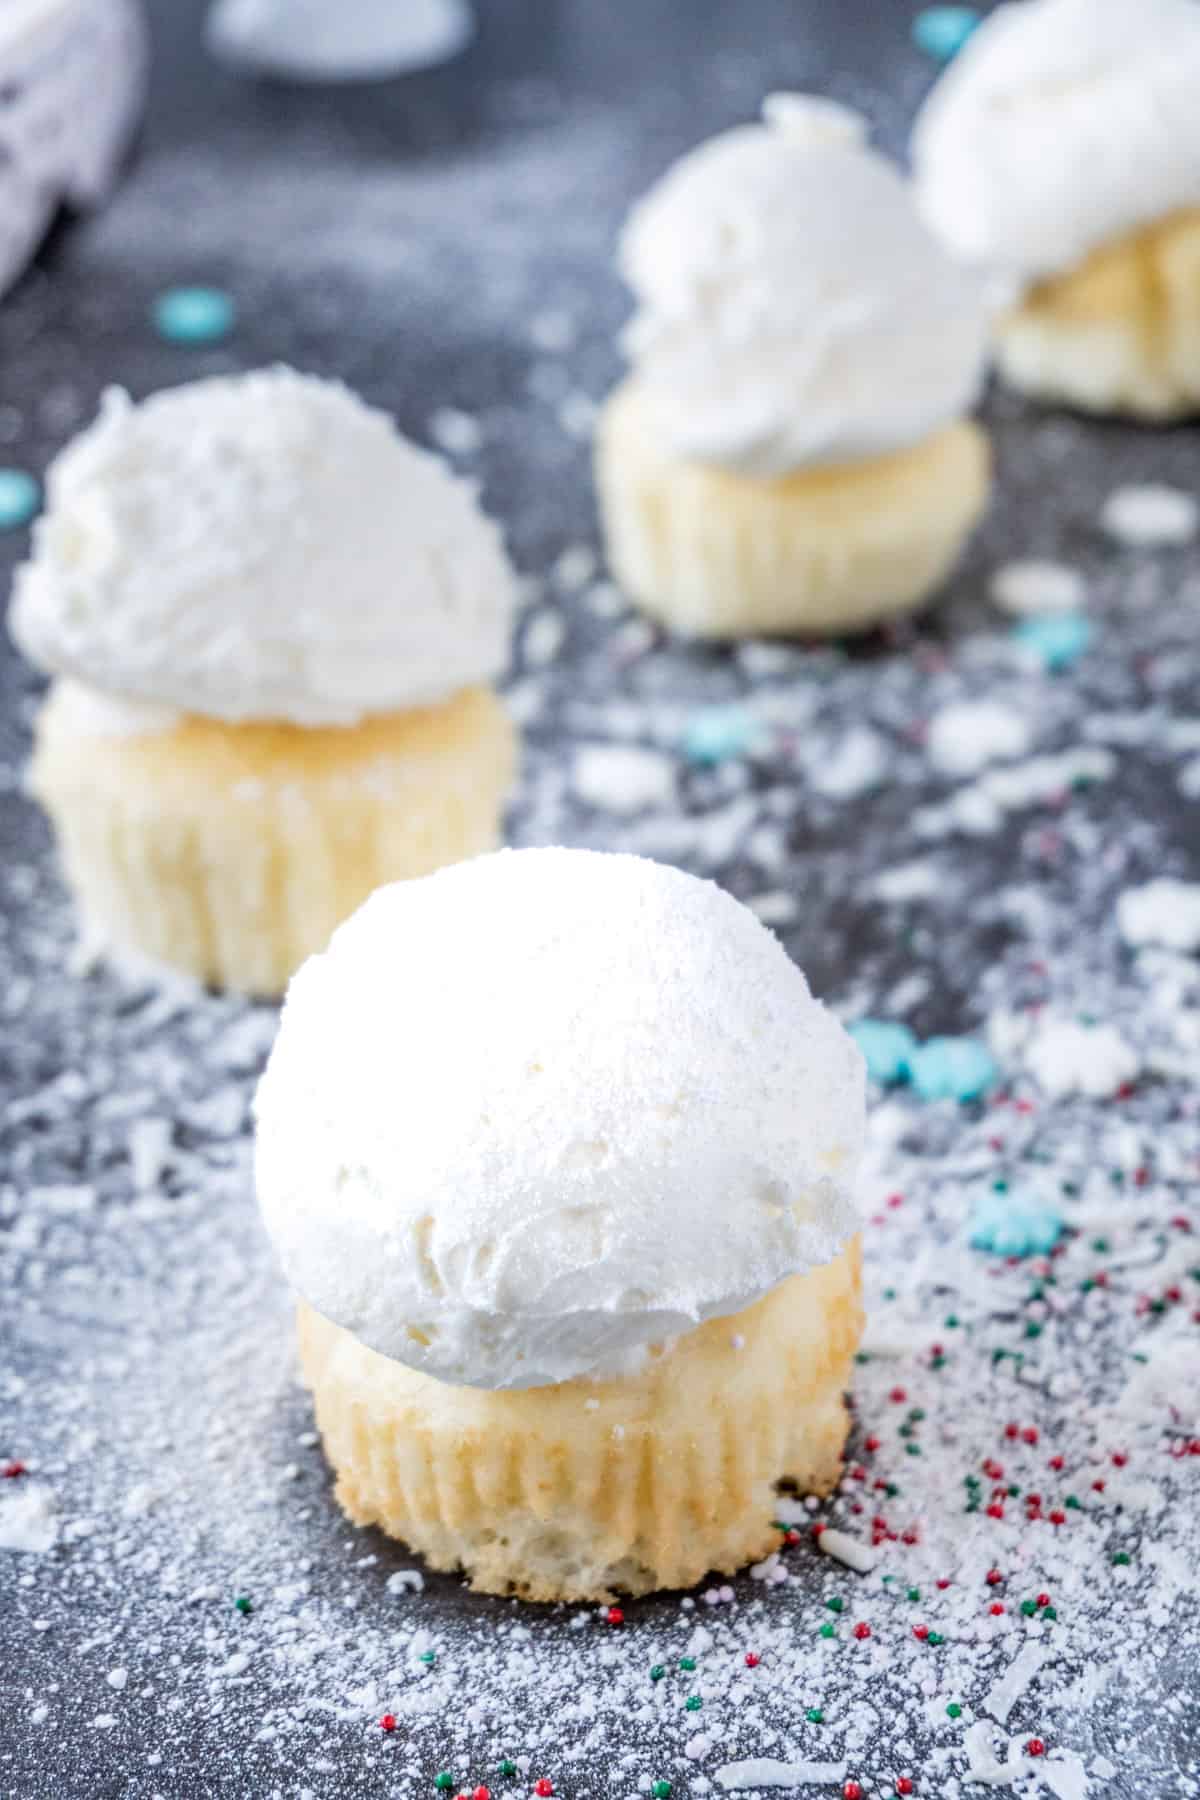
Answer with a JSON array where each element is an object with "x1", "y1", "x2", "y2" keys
[
  {"x1": 9, "y1": 368, "x2": 516, "y2": 727},
  {"x1": 911, "y1": 0, "x2": 1200, "y2": 290},
  {"x1": 618, "y1": 94, "x2": 989, "y2": 476},
  {"x1": 255, "y1": 848, "x2": 865, "y2": 1390}
]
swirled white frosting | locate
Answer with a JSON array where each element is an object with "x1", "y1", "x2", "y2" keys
[
  {"x1": 911, "y1": 0, "x2": 1200, "y2": 290},
  {"x1": 255, "y1": 848, "x2": 865, "y2": 1390},
  {"x1": 617, "y1": 94, "x2": 989, "y2": 476},
  {"x1": 9, "y1": 367, "x2": 516, "y2": 726}
]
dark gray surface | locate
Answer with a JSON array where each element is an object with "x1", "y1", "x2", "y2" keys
[{"x1": 2, "y1": 3, "x2": 1200, "y2": 1798}]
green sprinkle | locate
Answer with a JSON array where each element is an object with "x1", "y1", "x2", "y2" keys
[
  {"x1": 906, "y1": 1443, "x2": 922, "y2": 1457},
  {"x1": 884, "y1": 1483, "x2": 900, "y2": 1498},
  {"x1": 946, "y1": 1702, "x2": 963, "y2": 1719},
  {"x1": 419, "y1": 1651, "x2": 437, "y2": 1665},
  {"x1": 883, "y1": 1287, "x2": 897, "y2": 1300},
  {"x1": 1113, "y1": 1552, "x2": 1132, "y2": 1566},
  {"x1": 944, "y1": 1314, "x2": 960, "y2": 1328},
  {"x1": 435, "y1": 1777, "x2": 455, "y2": 1792},
  {"x1": 650, "y1": 1665, "x2": 666, "y2": 1683},
  {"x1": 1092, "y1": 1238, "x2": 1110, "y2": 1253},
  {"x1": 806, "y1": 1707, "x2": 824, "y2": 1723},
  {"x1": 907, "y1": 1587, "x2": 921, "y2": 1602},
  {"x1": 931, "y1": 1354, "x2": 947, "y2": 1370},
  {"x1": 927, "y1": 1632, "x2": 945, "y2": 1647},
  {"x1": 1021, "y1": 1600, "x2": 1038, "y2": 1617},
  {"x1": 1081, "y1": 1278, "x2": 1096, "y2": 1293},
  {"x1": 854, "y1": 1352, "x2": 871, "y2": 1365},
  {"x1": 685, "y1": 1695, "x2": 702, "y2": 1712},
  {"x1": 1028, "y1": 1284, "x2": 1045, "y2": 1303},
  {"x1": 993, "y1": 1179, "x2": 1009, "y2": 1193},
  {"x1": 233, "y1": 1594, "x2": 252, "y2": 1615},
  {"x1": 1007, "y1": 1485, "x2": 1020, "y2": 1497},
  {"x1": 1110, "y1": 1170, "x2": 1125, "y2": 1186},
  {"x1": 1150, "y1": 1298, "x2": 1167, "y2": 1315},
  {"x1": 1042, "y1": 1605, "x2": 1057, "y2": 1621},
  {"x1": 1061, "y1": 1181, "x2": 1079, "y2": 1197},
  {"x1": 498, "y1": 1762, "x2": 517, "y2": 1778},
  {"x1": 909, "y1": 1408, "x2": 927, "y2": 1422},
  {"x1": 1065, "y1": 1494, "x2": 1081, "y2": 1510},
  {"x1": 826, "y1": 1597, "x2": 844, "y2": 1613},
  {"x1": 652, "y1": 1783, "x2": 672, "y2": 1797},
  {"x1": 992, "y1": 1349, "x2": 1007, "y2": 1366},
  {"x1": 965, "y1": 1475, "x2": 981, "y2": 1490},
  {"x1": 898, "y1": 1423, "x2": 914, "y2": 1439},
  {"x1": 819, "y1": 1623, "x2": 836, "y2": 1639},
  {"x1": 678, "y1": 1657, "x2": 697, "y2": 1672},
  {"x1": 1024, "y1": 1322, "x2": 1043, "y2": 1340}
]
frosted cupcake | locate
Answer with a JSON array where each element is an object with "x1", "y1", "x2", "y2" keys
[
  {"x1": 912, "y1": 0, "x2": 1200, "y2": 419},
  {"x1": 595, "y1": 95, "x2": 991, "y2": 639},
  {"x1": 256, "y1": 848, "x2": 865, "y2": 1601},
  {"x1": 10, "y1": 368, "x2": 517, "y2": 997}
]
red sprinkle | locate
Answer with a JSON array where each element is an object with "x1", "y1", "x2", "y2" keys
[
  {"x1": 986, "y1": 1503, "x2": 1005, "y2": 1520},
  {"x1": 745, "y1": 1653, "x2": 761, "y2": 1668},
  {"x1": 1036, "y1": 1592, "x2": 1051, "y2": 1608},
  {"x1": 2, "y1": 1460, "x2": 26, "y2": 1480},
  {"x1": 985, "y1": 1569, "x2": 1004, "y2": 1586},
  {"x1": 913, "y1": 1625, "x2": 930, "y2": 1641},
  {"x1": 1004, "y1": 1423, "x2": 1020, "y2": 1440},
  {"x1": 1021, "y1": 1427, "x2": 1039, "y2": 1445},
  {"x1": 379, "y1": 1715, "x2": 396, "y2": 1733},
  {"x1": 535, "y1": 1783, "x2": 554, "y2": 1797},
  {"x1": 896, "y1": 1782, "x2": 915, "y2": 1797},
  {"x1": 844, "y1": 1785, "x2": 864, "y2": 1800},
  {"x1": 864, "y1": 1436, "x2": 881, "y2": 1453},
  {"x1": 784, "y1": 1529, "x2": 802, "y2": 1546},
  {"x1": 1092, "y1": 1480, "x2": 1106, "y2": 1492},
  {"x1": 1049, "y1": 1510, "x2": 1066, "y2": 1526},
  {"x1": 1048, "y1": 1455, "x2": 1065, "y2": 1472},
  {"x1": 889, "y1": 1388, "x2": 908, "y2": 1405},
  {"x1": 1112, "y1": 1452, "x2": 1128, "y2": 1468},
  {"x1": 606, "y1": 1606, "x2": 624, "y2": 1626},
  {"x1": 474, "y1": 1790, "x2": 491, "y2": 1800},
  {"x1": 936, "y1": 1579, "x2": 952, "y2": 1590},
  {"x1": 1026, "y1": 1740, "x2": 1046, "y2": 1758},
  {"x1": 989, "y1": 1603, "x2": 1005, "y2": 1616},
  {"x1": 982, "y1": 1459, "x2": 1004, "y2": 1479},
  {"x1": 853, "y1": 1622, "x2": 871, "y2": 1640},
  {"x1": 887, "y1": 1193, "x2": 904, "y2": 1209}
]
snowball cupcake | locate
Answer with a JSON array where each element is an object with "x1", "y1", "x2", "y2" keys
[
  {"x1": 594, "y1": 95, "x2": 991, "y2": 640},
  {"x1": 10, "y1": 368, "x2": 517, "y2": 997},
  {"x1": 0, "y1": 0, "x2": 146, "y2": 299},
  {"x1": 256, "y1": 848, "x2": 865, "y2": 1601},
  {"x1": 912, "y1": 0, "x2": 1200, "y2": 419}
]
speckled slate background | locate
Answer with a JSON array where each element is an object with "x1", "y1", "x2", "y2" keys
[{"x1": 2, "y1": 3, "x2": 1200, "y2": 1798}]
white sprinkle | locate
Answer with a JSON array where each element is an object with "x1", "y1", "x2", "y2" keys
[
  {"x1": 428, "y1": 407, "x2": 484, "y2": 456},
  {"x1": 989, "y1": 558, "x2": 1086, "y2": 616},
  {"x1": 0, "y1": 1484, "x2": 58, "y2": 1554},
  {"x1": 385, "y1": 1569, "x2": 424, "y2": 1596},
  {"x1": 926, "y1": 700, "x2": 1032, "y2": 778},
  {"x1": 106, "y1": 1668, "x2": 128, "y2": 1691},
  {"x1": 1101, "y1": 483, "x2": 1198, "y2": 548},
  {"x1": 715, "y1": 1760, "x2": 847, "y2": 1791},
  {"x1": 1024, "y1": 1017, "x2": 1139, "y2": 1099},
  {"x1": 573, "y1": 744, "x2": 675, "y2": 815},
  {"x1": 983, "y1": 1641, "x2": 1048, "y2": 1723},
  {"x1": 1117, "y1": 878, "x2": 1200, "y2": 953},
  {"x1": 816, "y1": 1528, "x2": 876, "y2": 1574}
]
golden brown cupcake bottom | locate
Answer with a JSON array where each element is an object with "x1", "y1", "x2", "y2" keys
[
  {"x1": 29, "y1": 680, "x2": 517, "y2": 997},
  {"x1": 997, "y1": 206, "x2": 1200, "y2": 419},
  {"x1": 297, "y1": 1237, "x2": 863, "y2": 1602},
  {"x1": 595, "y1": 377, "x2": 990, "y2": 639}
]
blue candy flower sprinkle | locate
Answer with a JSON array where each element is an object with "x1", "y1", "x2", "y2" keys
[
  {"x1": 152, "y1": 286, "x2": 236, "y2": 347},
  {"x1": 1013, "y1": 612, "x2": 1094, "y2": 673},
  {"x1": 848, "y1": 1019, "x2": 918, "y2": 1087},
  {"x1": 912, "y1": 5, "x2": 981, "y2": 61},
  {"x1": 969, "y1": 1191, "x2": 1065, "y2": 1258},
  {"x1": 909, "y1": 1036, "x2": 998, "y2": 1102},
  {"x1": 681, "y1": 705, "x2": 758, "y2": 767},
  {"x1": 0, "y1": 469, "x2": 40, "y2": 532}
]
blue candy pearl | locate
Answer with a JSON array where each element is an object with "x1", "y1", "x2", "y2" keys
[
  {"x1": 153, "y1": 286, "x2": 236, "y2": 346},
  {"x1": 848, "y1": 1019, "x2": 918, "y2": 1087},
  {"x1": 681, "y1": 705, "x2": 757, "y2": 767},
  {"x1": 0, "y1": 468, "x2": 40, "y2": 531},
  {"x1": 909, "y1": 1035, "x2": 998, "y2": 1102},
  {"x1": 1013, "y1": 612, "x2": 1094, "y2": 673},
  {"x1": 912, "y1": 5, "x2": 981, "y2": 61}
]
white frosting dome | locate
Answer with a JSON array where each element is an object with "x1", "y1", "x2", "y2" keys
[
  {"x1": 911, "y1": 0, "x2": 1200, "y2": 289},
  {"x1": 255, "y1": 848, "x2": 865, "y2": 1390},
  {"x1": 618, "y1": 94, "x2": 989, "y2": 476},
  {"x1": 9, "y1": 367, "x2": 515, "y2": 726}
]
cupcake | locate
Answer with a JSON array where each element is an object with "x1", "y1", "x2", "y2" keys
[
  {"x1": 255, "y1": 848, "x2": 866, "y2": 1601},
  {"x1": 594, "y1": 95, "x2": 991, "y2": 640},
  {"x1": 0, "y1": 0, "x2": 146, "y2": 299},
  {"x1": 912, "y1": 0, "x2": 1200, "y2": 419},
  {"x1": 9, "y1": 368, "x2": 517, "y2": 997}
]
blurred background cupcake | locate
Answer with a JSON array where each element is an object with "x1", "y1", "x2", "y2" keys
[
  {"x1": 10, "y1": 367, "x2": 518, "y2": 996},
  {"x1": 595, "y1": 94, "x2": 992, "y2": 640},
  {"x1": 912, "y1": 0, "x2": 1200, "y2": 419}
]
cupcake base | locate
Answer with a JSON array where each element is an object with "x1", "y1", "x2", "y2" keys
[
  {"x1": 594, "y1": 379, "x2": 990, "y2": 638},
  {"x1": 297, "y1": 1238, "x2": 863, "y2": 1602},
  {"x1": 29, "y1": 680, "x2": 517, "y2": 997},
  {"x1": 997, "y1": 207, "x2": 1200, "y2": 420}
]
